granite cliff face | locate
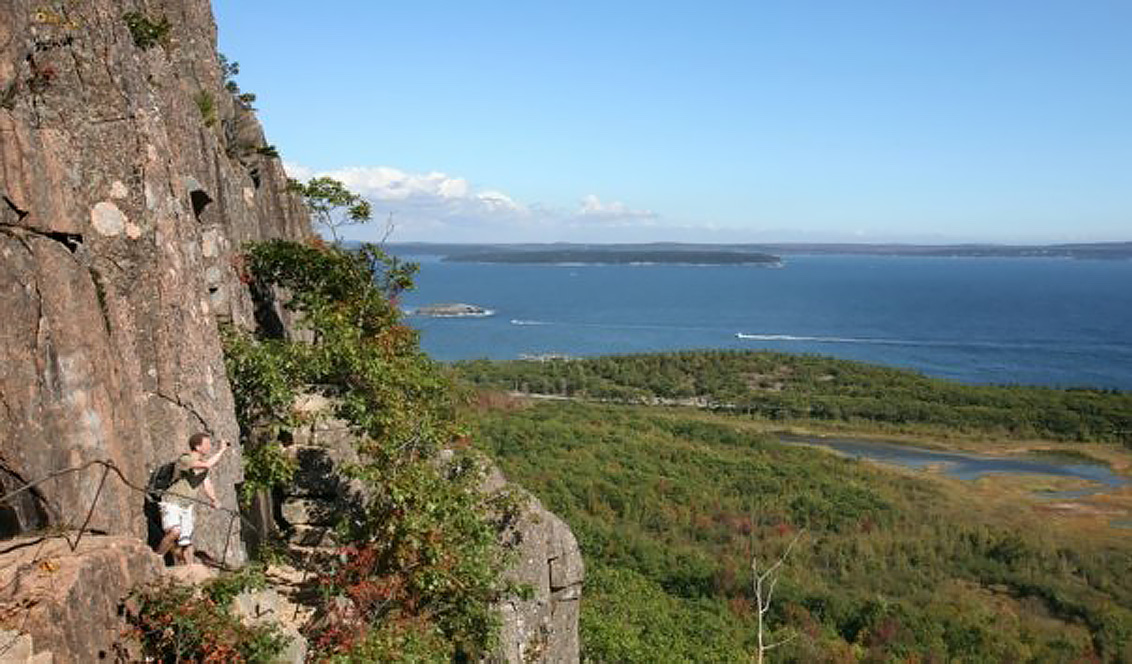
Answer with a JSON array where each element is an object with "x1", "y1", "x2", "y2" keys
[
  {"x1": 0, "y1": 1, "x2": 582, "y2": 661},
  {"x1": 0, "y1": 0, "x2": 307, "y2": 561}
]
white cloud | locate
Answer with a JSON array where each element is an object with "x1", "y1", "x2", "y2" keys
[
  {"x1": 476, "y1": 190, "x2": 521, "y2": 211},
  {"x1": 281, "y1": 161, "x2": 313, "y2": 180},
  {"x1": 283, "y1": 163, "x2": 661, "y2": 242},
  {"x1": 578, "y1": 194, "x2": 656, "y2": 220},
  {"x1": 327, "y1": 166, "x2": 475, "y2": 202}
]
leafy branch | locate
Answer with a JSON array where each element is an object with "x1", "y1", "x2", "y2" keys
[{"x1": 288, "y1": 177, "x2": 373, "y2": 243}]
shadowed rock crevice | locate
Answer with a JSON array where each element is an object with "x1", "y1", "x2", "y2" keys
[
  {"x1": 2, "y1": 195, "x2": 29, "y2": 221},
  {"x1": 150, "y1": 390, "x2": 211, "y2": 431},
  {"x1": 43, "y1": 229, "x2": 82, "y2": 253},
  {"x1": 85, "y1": 264, "x2": 112, "y2": 336},
  {"x1": 0, "y1": 465, "x2": 52, "y2": 538},
  {"x1": 0, "y1": 222, "x2": 84, "y2": 255},
  {"x1": 189, "y1": 187, "x2": 212, "y2": 221},
  {"x1": 249, "y1": 279, "x2": 286, "y2": 339}
]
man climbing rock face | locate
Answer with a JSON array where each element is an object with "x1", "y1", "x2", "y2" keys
[{"x1": 154, "y1": 432, "x2": 230, "y2": 565}]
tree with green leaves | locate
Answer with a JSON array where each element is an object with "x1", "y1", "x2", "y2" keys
[
  {"x1": 288, "y1": 176, "x2": 374, "y2": 243},
  {"x1": 222, "y1": 236, "x2": 512, "y2": 660}
]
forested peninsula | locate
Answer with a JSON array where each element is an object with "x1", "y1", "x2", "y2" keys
[
  {"x1": 388, "y1": 241, "x2": 1132, "y2": 261},
  {"x1": 444, "y1": 249, "x2": 782, "y2": 265}
]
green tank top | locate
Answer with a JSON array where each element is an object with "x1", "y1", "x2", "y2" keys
[{"x1": 164, "y1": 452, "x2": 207, "y2": 507}]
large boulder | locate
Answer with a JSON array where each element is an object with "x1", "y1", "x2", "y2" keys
[
  {"x1": 0, "y1": 629, "x2": 53, "y2": 664},
  {"x1": 231, "y1": 588, "x2": 309, "y2": 664},
  {"x1": 482, "y1": 466, "x2": 584, "y2": 664},
  {"x1": 0, "y1": 536, "x2": 163, "y2": 663}
]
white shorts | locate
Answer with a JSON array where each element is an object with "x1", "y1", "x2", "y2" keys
[{"x1": 159, "y1": 502, "x2": 195, "y2": 547}]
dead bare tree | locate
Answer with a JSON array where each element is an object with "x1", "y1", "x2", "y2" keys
[
  {"x1": 751, "y1": 530, "x2": 804, "y2": 664},
  {"x1": 378, "y1": 211, "x2": 396, "y2": 245}
]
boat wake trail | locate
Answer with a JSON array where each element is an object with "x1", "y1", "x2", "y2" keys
[
  {"x1": 736, "y1": 332, "x2": 872, "y2": 344},
  {"x1": 506, "y1": 319, "x2": 1128, "y2": 354}
]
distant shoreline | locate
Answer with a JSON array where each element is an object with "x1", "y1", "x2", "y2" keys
[
  {"x1": 442, "y1": 249, "x2": 782, "y2": 266},
  {"x1": 387, "y1": 241, "x2": 1132, "y2": 262}
]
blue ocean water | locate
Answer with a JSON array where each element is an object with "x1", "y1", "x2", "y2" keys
[{"x1": 398, "y1": 255, "x2": 1132, "y2": 389}]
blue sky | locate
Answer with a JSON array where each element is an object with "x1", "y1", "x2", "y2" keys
[{"x1": 213, "y1": 1, "x2": 1130, "y2": 244}]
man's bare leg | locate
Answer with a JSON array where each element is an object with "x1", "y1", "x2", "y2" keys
[
  {"x1": 181, "y1": 544, "x2": 195, "y2": 566},
  {"x1": 155, "y1": 528, "x2": 180, "y2": 558}
]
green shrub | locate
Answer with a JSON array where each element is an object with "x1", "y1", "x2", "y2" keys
[
  {"x1": 203, "y1": 564, "x2": 269, "y2": 606},
  {"x1": 194, "y1": 90, "x2": 217, "y2": 127},
  {"x1": 123, "y1": 12, "x2": 170, "y2": 50},
  {"x1": 320, "y1": 615, "x2": 450, "y2": 663},
  {"x1": 126, "y1": 571, "x2": 288, "y2": 663}
]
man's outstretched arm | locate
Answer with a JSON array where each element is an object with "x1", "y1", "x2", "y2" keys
[{"x1": 189, "y1": 439, "x2": 231, "y2": 470}]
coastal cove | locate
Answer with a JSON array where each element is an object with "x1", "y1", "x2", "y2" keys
[
  {"x1": 399, "y1": 254, "x2": 1132, "y2": 389},
  {"x1": 780, "y1": 434, "x2": 1130, "y2": 517}
]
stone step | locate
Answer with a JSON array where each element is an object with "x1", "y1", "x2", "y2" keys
[
  {"x1": 0, "y1": 630, "x2": 53, "y2": 664},
  {"x1": 162, "y1": 562, "x2": 219, "y2": 585},
  {"x1": 0, "y1": 631, "x2": 33, "y2": 664},
  {"x1": 280, "y1": 498, "x2": 337, "y2": 527},
  {"x1": 287, "y1": 525, "x2": 338, "y2": 548},
  {"x1": 232, "y1": 588, "x2": 309, "y2": 664},
  {"x1": 284, "y1": 544, "x2": 342, "y2": 570}
]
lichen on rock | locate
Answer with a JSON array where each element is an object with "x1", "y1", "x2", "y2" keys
[{"x1": 1, "y1": 0, "x2": 309, "y2": 563}]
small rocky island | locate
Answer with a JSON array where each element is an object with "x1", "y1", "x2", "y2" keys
[{"x1": 411, "y1": 302, "x2": 496, "y2": 317}]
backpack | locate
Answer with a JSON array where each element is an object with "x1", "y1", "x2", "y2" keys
[{"x1": 146, "y1": 461, "x2": 178, "y2": 502}]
